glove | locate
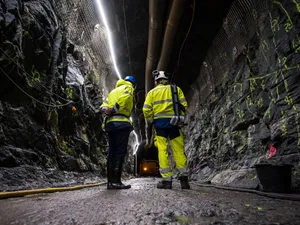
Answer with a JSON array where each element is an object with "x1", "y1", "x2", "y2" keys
[{"x1": 170, "y1": 115, "x2": 185, "y2": 127}]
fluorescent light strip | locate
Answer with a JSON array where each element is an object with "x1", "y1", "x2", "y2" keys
[
  {"x1": 96, "y1": 1, "x2": 140, "y2": 154},
  {"x1": 130, "y1": 116, "x2": 140, "y2": 155},
  {"x1": 95, "y1": 0, "x2": 122, "y2": 79},
  {"x1": 132, "y1": 131, "x2": 139, "y2": 155}
]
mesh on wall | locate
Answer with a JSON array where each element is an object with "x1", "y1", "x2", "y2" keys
[
  {"x1": 191, "y1": 0, "x2": 270, "y2": 103},
  {"x1": 55, "y1": 0, "x2": 113, "y2": 79}
]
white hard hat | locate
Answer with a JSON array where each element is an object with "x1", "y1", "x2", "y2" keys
[{"x1": 152, "y1": 70, "x2": 168, "y2": 81}]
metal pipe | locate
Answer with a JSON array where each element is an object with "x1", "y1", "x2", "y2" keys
[
  {"x1": 157, "y1": 0, "x2": 187, "y2": 71},
  {"x1": 145, "y1": 0, "x2": 167, "y2": 94}
]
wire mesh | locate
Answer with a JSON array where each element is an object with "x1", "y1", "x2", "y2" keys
[
  {"x1": 190, "y1": 0, "x2": 270, "y2": 105},
  {"x1": 55, "y1": 0, "x2": 116, "y2": 93}
]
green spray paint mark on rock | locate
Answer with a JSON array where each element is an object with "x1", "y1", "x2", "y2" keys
[
  {"x1": 292, "y1": 0, "x2": 300, "y2": 12},
  {"x1": 250, "y1": 79, "x2": 257, "y2": 92},
  {"x1": 237, "y1": 107, "x2": 245, "y2": 119},
  {"x1": 252, "y1": 9, "x2": 258, "y2": 20},
  {"x1": 281, "y1": 124, "x2": 288, "y2": 137},
  {"x1": 257, "y1": 97, "x2": 263, "y2": 108},
  {"x1": 66, "y1": 88, "x2": 73, "y2": 99},
  {"x1": 246, "y1": 95, "x2": 254, "y2": 106},
  {"x1": 265, "y1": 107, "x2": 271, "y2": 119},
  {"x1": 281, "y1": 109, "x2": 288, "y2": 137},
  {"x1": 292, "y1": 36, "x2": 300, "y2": 53},
  {"x1": 23, "y1": 31, "x2": 29, "y2": 37},
  {"x1": 284, "y1": 95, "x2": 293, "y2": 105},
  {"x1": 31, "y1": 65, "x2": 40, "y2": 83},
  {"x1": 272, "y1": 0, "x2": 294, "y2": 32}
]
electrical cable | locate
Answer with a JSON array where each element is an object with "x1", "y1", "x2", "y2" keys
[
  {"x1": 0, "y1": 46, "x2": 73, "y2": 103},
  {"x1": 77, "y1": 112, "x2": 108, "y2": 147},
  {"x1": 191, "y1": 182, "x2": 300, "y2": 202},
  {"x1": 0, "y1": 182, "x2": 106, "y2": 199},
  {"x1": 0, "y1": 67, "x2": 73, "y2": 108},
  {"x1": 171, "y1": 0, "x2": 196, "y2": 82},
  {"x1": 122, "y1": 0, "x2": 133, "y2": 75}
]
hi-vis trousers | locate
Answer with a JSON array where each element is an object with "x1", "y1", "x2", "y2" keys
[{"x1": 154, "y1": 127, "x2": 188, "y2": 181}]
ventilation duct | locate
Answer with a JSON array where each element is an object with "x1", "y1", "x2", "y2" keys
[{"x1": 145, "y1": 0, "x2": 168, "y2": 93}]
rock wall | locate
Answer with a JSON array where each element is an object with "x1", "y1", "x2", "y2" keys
[
  {"x1": 0, "y1": 0, "x2": 118, "y2": 191},
  {"x1": 186, "y1": 0, "x2": 300, "y2": 191}
]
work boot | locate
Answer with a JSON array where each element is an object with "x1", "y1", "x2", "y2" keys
[
  {"x1": 109, "y1": 160, "x2": 131, "y2": 189},
  {"x1": 106, "y1": 161, "x2": 114, "y2": 189},
  {"x1": 107, "y1": 161, "x2": 116, "y2": 189},
  {"x1": 179, "y1": 176, "x2": 190, "y2": 189},
  {"x1": 157, "y1": 180, "x2": 172, "y2": 189}
]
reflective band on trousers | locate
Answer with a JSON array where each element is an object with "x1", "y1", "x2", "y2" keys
[
  {"x1": 178, "y1": 168, "x2": 187, "y2": 174},
  {"x1": 153, "y1": 99, "x2": 172, "y2": 105},
  {"x1": 160, "y1": 168, "x2": 172, "y2": 174},
  {"x1": 162, "y1": 176, "x2": 172, "y2": 181}
]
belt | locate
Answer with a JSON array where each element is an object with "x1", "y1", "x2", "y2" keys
[{"x1": 109, "y1": 114, "x2": 129, "y2": 119}]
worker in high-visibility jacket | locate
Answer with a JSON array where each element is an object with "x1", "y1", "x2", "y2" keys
[
  {"x1": 143, "y1": 70, "x2": 190, "y2": 189},
  {"x1": 100, "y1": 76, "x2": 136, "y2": 189}
]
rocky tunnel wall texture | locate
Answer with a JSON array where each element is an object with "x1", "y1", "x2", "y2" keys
[
  {"x1": 186, "y1": 0, "x2": 300, "y2": 191},
  {"x1": 55, "y1": 0, "x2": 117, "y2": 94},
  {"x1": 0, "y1": 0, "x2": 127, "y2": 191}
]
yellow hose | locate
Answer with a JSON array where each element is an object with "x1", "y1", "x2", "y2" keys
[{"x1": 0, "y1": 182, "x2": 106, "y2": 199}]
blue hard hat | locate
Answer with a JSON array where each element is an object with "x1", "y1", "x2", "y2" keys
[{"x1": 124, "y1": 76, "x2": 136, "y2": 86}]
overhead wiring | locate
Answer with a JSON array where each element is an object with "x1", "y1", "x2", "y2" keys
[
  {"x1": 0, "y1": 67, "x2": 73, "y2": 108},
  {"x1": 122, "y1": 0, "x2": 133, "y2": 75},
  {"x1": 171, "y1": 0, "x2": 196, "y2": 82},
  {"x1": 0, "y1": 46, "x2": 73, "y2": 104}
]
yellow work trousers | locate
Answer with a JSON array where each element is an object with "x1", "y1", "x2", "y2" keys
[{"x1": 154, "y1": 128, "x2": 187, "y2": 181}]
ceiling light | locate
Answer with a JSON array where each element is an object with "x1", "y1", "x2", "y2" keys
[{"x1": 95, "y1": 0, "x2": 121, "y2": 79}]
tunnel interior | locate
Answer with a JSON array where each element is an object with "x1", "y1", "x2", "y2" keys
[
  {"x1": 134, "y1": 142, "x2": 159, "y2": 177},
  {"x1": 0, "y1": 0, "x2": 300, "y2": 194}
]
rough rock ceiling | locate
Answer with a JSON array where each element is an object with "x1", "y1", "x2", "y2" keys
[{"x1": 105, "y1": 0, "x2": 234, "y2": 94}]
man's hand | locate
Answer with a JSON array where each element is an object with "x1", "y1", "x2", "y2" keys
[
  {"x1": 144, "y1": 121, "x2": 153, "y2": 148},
  {"x1": 102, "y1": 107, "x2": 113, "y2": 116},
  {"x1": 144, "y1": 137, "x2": 154, "y2": 148}
]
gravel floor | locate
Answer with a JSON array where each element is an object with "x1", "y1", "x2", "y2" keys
[{"x1": 0, "y1": 177, "x2": 300, "y2": 225}]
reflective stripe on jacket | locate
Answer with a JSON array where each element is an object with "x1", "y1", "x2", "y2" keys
[
  {"x1": 143, "y1": 84, "x2": 187, "y2": 123},
  {"x1": 100, "y1": 79, "x2": 134, "y2": 124}
]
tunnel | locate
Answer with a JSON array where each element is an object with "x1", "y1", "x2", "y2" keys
[
  {"x1": 134, "y1": 141, "x2": 160, "y2": 177},
  {"x1": 1, "y1": 0, "x2": 300, "y2": 224}
]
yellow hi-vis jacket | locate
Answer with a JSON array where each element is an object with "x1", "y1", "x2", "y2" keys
[
  {"x1": 143, "y1": 84, "x2": 188, "y2": 123},
  {"x1": 100, "y1": 79, "x2": 134, "y2": 124}
]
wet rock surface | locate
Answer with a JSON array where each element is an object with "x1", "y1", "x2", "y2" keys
[
  {"x1": 0, "y1": 165, "x2": 105, "y2": 192},
  {"x1": 186, "y1": 0, "x2": 300, "y2": 191},
  {"x1": 0, "y1": 178, "x2": 300, "y2": 225},
  {"x1": 0, "y1": 0, "x2": 117, "y2": 190}
]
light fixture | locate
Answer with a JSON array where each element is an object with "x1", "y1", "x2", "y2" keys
[
  {"x1": 130, "y1": 116, "x2": 140, "y2": 155},
  {"x1": 95, "y1": 1, "x2": 140, "y2": 155},
  {"x1": 95, "y1": 0, "x2": 121, "y2": 79}
]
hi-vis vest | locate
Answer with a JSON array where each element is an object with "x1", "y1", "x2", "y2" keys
[
  {"x1": 100, "y1": 79, "x2": 134, "y2": 124},
  {"x1": 143, "y1": 84, "x2": 187, "y2": 123}
]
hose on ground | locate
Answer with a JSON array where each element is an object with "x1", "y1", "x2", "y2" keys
[
  {"x1": 191, "y1": 182, "x2": 300, "y2": 202},
  {"x1": 0, "y1": 182, "x2": 106, "y2": 200}
]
